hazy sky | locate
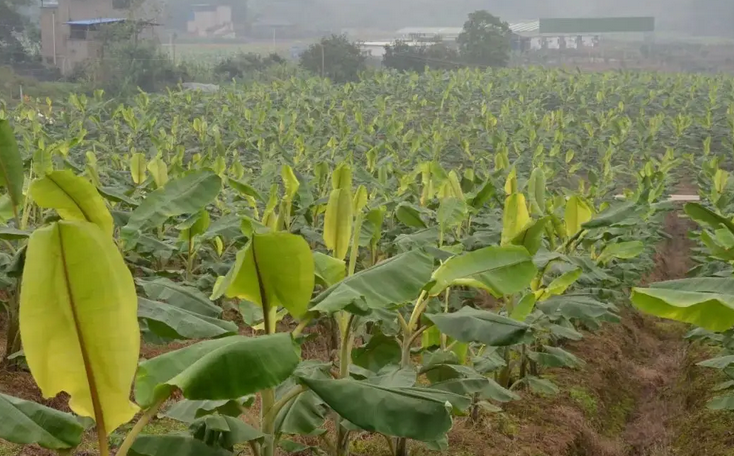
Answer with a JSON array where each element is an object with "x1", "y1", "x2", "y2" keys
[{"x1": 210, "y1": 0, "x2": 734, "y2": 36}]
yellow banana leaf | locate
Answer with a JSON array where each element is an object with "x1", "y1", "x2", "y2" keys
[
  {"x1": 29, "y1": 170, "x2": 114, "y2": 237},
  {"x1": 20, "y1": 221, "x2": 140, "y2": 434},
  {"x1": 130, "y1": 153, "x2": 147, "y2": 184},
  {"x1": 147, "y1": 157, "x2": 169, "y2": 189}
]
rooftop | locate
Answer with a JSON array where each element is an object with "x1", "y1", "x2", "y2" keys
[
  {"x1": 66, "y1": 18, "x2": 126, "y2": 26},
  {"x1": 66, "y1": 18, "x2": 159, "y2": 26},
  {"x1": 396, "y1": 21, "x2": 540, "y2": 38},
  {"x1": 510, "y1": 20, "x2": 540, "y2": 34},
  {"x1": 396, "y1": 27, "x2": 463, "y2": 37}
]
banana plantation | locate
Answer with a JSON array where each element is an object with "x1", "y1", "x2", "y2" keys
[{"x1": 1, "y1": 67, "x2": 734, "y2": 456}]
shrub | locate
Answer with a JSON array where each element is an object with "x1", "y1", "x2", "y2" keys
[
  {"x1": 300, "y1": 34, "x2": 366, "y2": 83},
  {"x1": 383, "y1": 41, "x2": 462, "y2": 72},
  {"x1": 213, "y1": 52, "x2": 285, "y2": 81}
]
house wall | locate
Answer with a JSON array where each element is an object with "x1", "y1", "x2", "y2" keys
[
  {"x1": 40, "y1": 0, "x2": 161, "y2": 75},
  {"x1": 215, "y1": 5, "x2": 231, "y2": 24},
  {"x1": 186, "y1": 6, "x2": 232, "y2": 37}
]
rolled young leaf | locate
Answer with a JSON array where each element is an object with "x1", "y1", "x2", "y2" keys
[
  {"x1": 30, "y1": 170, "x2": 114, "y2": 236},
  {"x1": 323, "y1": 164, "x2": 353, "y2": 259},
  {"x1": 0, "y1": 392, "x2": 85, "y2": 450},
  {"x1": 527, "y1": 168, "x2": 546, "y2": 215},
  {"x1": 147, "y1": 157, "x2": 169, "y2": 189},
  {"x1": 323, "y1": 188, "x2": 353, "y2": 259},
  {"x1": 0, "y1": 120, "x2": 25, "y2": 209},
  {"x1": 20, "y1": 221, "x2": 140, "y2": 434},
  {"x1": 501, "y1": 193, "x2": 530, "y2": 245},
  {"x1": 129, "y1": 152, "x2": 147, "y2": 185},
  {"x1": 564, "y1": 196, "x2": 592, "y2": 236}
]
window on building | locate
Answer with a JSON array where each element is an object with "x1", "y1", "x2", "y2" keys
[
  {"x1": 112, "y1": 0, "x2": 131, "y2": 9},
  {"x1": 69, "y1": 26, "x2": 87, "y2": 40}
]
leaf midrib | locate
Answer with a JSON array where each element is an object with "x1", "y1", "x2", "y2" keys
[{"x1": 56, "y1": 224, "x2": 108, "y2": 434}]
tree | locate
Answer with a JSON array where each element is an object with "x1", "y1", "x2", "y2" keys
[
  {"x1": 457, "y1": 10, "x2": 511, "y2": 68},
  {"x1": 299, "y1": 34, "x2": 366, "y2": 83},
  {"x1": 383, "y1": 41, "x2": 462, "y2": 72},
  {"x1": 75, "y1": 22, "x2": 186, "y2": 95},
  {"x1": 0, "y1": 0, "x2": 35, "y2": 64}
]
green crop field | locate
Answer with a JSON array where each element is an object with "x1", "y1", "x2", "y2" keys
[
  {"x1": 164, "y1": 40, "x2": 308, "y2": 65},
  {"x1": 1, "y1": 67, "x2": 734, "y2": 456}
]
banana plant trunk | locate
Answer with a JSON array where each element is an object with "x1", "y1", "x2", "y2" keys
[
  {"x1": 3, "y1": 286, "x2": 21, "y2": 369},
  {"x1": 395, "y1": 438, "x2": 408, "y2": 456}
]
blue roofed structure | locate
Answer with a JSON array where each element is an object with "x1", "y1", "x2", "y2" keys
[{"x1": 66, "y1": 18, "x2": 126, "y2": 25}]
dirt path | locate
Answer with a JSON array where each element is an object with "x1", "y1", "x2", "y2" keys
[
  {"x1": 432, "y1": 210, "x2": 703, "y2": 456},
  {"x1": 620, "y1": 211, "x2": 693, "y2": 456}
]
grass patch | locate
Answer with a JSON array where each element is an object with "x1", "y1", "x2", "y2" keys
[
  {"x1": 671, "y1": 343, "x2": 734, "y2": 456},
  {"x1": 0, "y1": 441, "x2": 21, "y2": 456},
  {"x1": 569, "y1": 387, "x2": 598, "y2": 418},
  {"x1": 602, "y1": 394, "x2": 635, "y2": 436},
  {"x1": 109, "y1": 417, "x2": 188, "y2": 448},
  {"x1": 0, "y1": 66, "x2": 80, "y2": 103}
]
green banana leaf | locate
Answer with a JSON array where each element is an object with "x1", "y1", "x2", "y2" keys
[
  {"x1": 310, "y1": 249, "x2": 434, "y2": 315},
  {"x1": 190, "y1": 415, "x2": 264, "y2": 448},
  {"x1": 163, "y1": 398, "x2": 252, "y2": 423},
  {"x1": 135, "y1": 334, "x2": 299, "y2": 408},
  {"x1": 125, "y1": 169, "x2": 222, "y2": 232},
  {"x1": 139, "y1": 278, "x2": 222, "y2": 318},
  {"x1": 597, "y1": 241, "x2": 644, "y2": 264},
  {"x1": 426, "y1": 245, "x2": 536, "y2": 297},
  {"x1": 631, "y1": 278, "x2": 734, "y2": 332},
  {"x1": 0, "y1": 392, "x2": 85, "y2": 449},
  {"x1": 426, "y1": 307, "x2": 531, "y2": 346},
  {"x1": 313, "y1": 251, "x2": 346, "y2": 288},
  {"x1": 138, "y1": 298, "x2": 238, "y2": 340},
  {"x1": 511, "y1": 216, "x2": 549, "y2": 255},
  {"x1": 582, "y1": 201, "x2": 639, "y2": 229},
  {"x1": 274, "y1": 389, "x2": 326, "y2": 436},
  {"x1": 300, "y1": 377, "x2": 463, "y2": 441},
  {"x1": 130, "y1": 435, "x2": 233, "y2": 456},
  {"x1": 396, "y1": 202, "x2": 428, "y2": 228},
  {"x1": 684, "y1": 202, "x2": 734, "y2": 234}
]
